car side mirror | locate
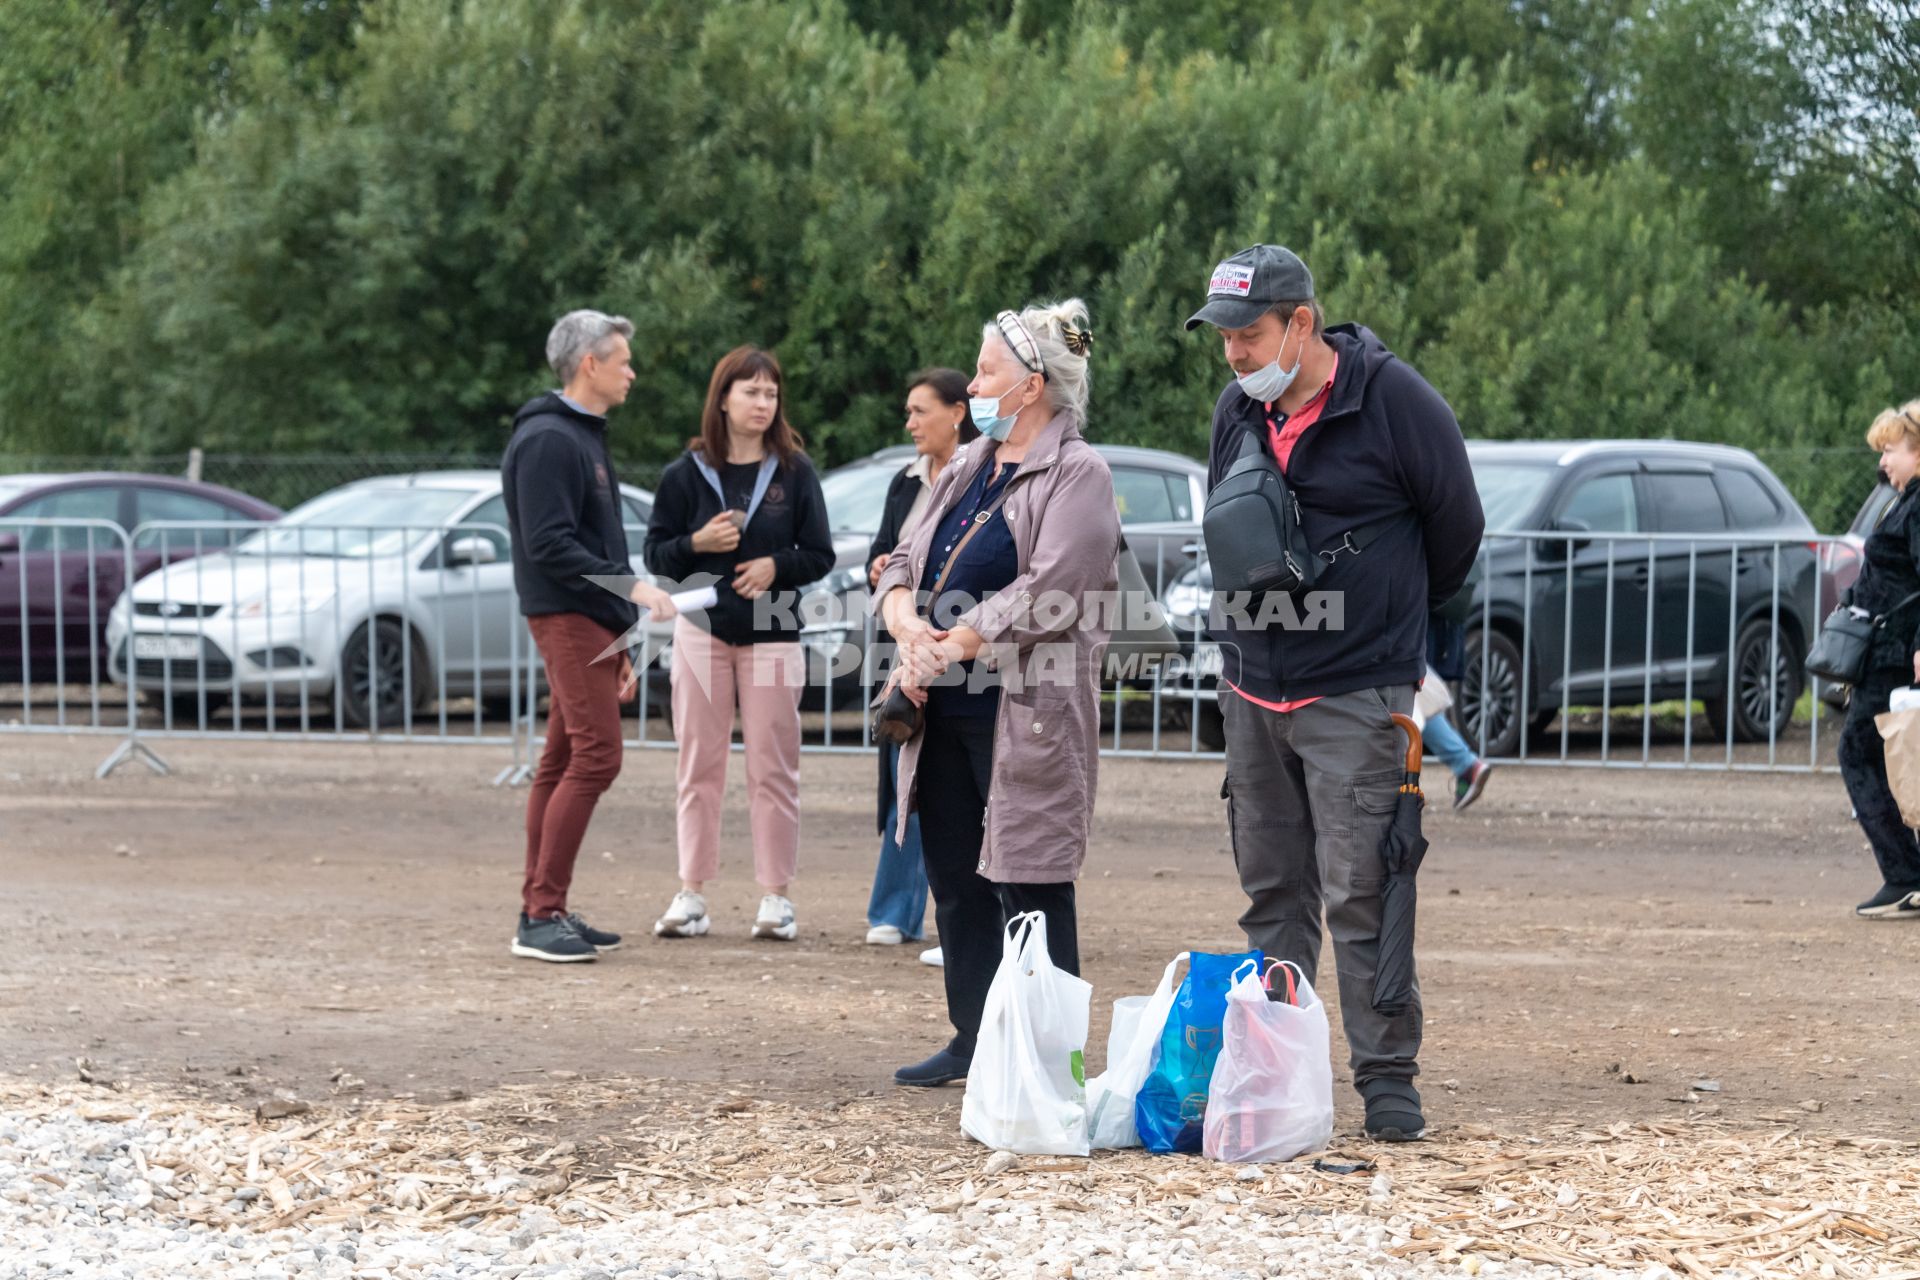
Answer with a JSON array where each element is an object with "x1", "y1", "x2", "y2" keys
[
  {"x1": 1539, "y1": 518, "x2": 1591, "y2": 560},
  {"x1": 445, "y1": 536, "x2": 498, "y2": 568},
  {"x1": 0, "y1": 533, "x2": 17, "y2": 555}
]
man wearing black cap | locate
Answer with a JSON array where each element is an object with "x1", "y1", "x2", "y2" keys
[{"x1": 1187, "y1": 244, "x2": 1483, "y2": 1141}]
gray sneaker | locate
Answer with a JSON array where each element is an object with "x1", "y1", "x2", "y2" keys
[{"x1": 510, "y1": 914, "x2": 598, "y2": 963}]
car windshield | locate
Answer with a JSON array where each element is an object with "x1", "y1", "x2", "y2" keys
[
  {"x1": 821, "y1": 464, "x2": 898, "y2": 535},
  {"x1": 1474, "y1": 462, "x2": 1554, "y2": 532},
  {"x1": 234, "y1": 487, "x2": 472, "y2": 558},
  {"x1": 0, "y1": 482, "x2": 33, "y2": 509}
]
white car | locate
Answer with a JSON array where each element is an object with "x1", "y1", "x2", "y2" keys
[{"x1": 107, "y1": 472, "x2": 661, "y2": 729}]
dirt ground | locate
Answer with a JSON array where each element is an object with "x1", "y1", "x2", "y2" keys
[{"x1": 2, "y1": 731, "x2": 1914, "y2": 1148}]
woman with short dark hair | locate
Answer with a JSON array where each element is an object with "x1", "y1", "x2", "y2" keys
[
  {"x1": 863, "y1": 370, "x2": 978, "y2": 954},
  {"x1": 644, "y1": 346, "x2": 835, "y2": 942}
]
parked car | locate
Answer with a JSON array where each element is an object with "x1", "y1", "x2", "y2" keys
[
  {"x1": 1163, "y1": 441, "x2": 1823, "y2": 754},
  {"x1": 0, "y1": 473, "x2": 281, "y2": 684},
  {"x1": 1459, "y1": 441, "x2": 1821, "y2": 755},
  {"x1": 106, "y1": 472, "x2": 658, "y2": 728}
]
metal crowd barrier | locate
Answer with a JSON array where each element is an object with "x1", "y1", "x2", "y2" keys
[
  {"x1": 1459, "y1": 529, "x2": 1841, "y2": 772},
  {"x1": 0, "y1": 518, "x2": 1848, "y2": 779},
  {"x1": 0, "y1": 517, "x2": 528, "y2": 776}
]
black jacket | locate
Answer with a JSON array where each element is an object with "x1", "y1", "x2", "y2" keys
[
  {"x1": 1848, "y1": 482, "x2": 1920, "y2": 672},
  {"x1": 644, "y1": 449, "x2": 836, "y2": 646},
  {"x1": 500, "y1": 394, "x2": 638, "y2": 638},
  {"x1": 867, "y1": 463, "x2": 928, "y2": 567},
  {"x1": 1204, "y1": 323, "x2": 1485, "y2": 702}
]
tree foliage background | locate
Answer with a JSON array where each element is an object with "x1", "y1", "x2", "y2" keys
[{"x1": 0, "y1": 0, "x2": 1914, "y2": 526}]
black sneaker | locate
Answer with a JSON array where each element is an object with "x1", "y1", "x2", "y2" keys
[
  {"x1": 893, "y1": 1047, "x2": 971, "y2": 1088},
  {"x1": 565, "y1": 913, "x2": 622, "y2": 951},
  {"x1": 1855, "y1": 884, "x2": 1920, "y2": 919},
  {"x1": 511, "y1": 913, "x2": 598, "y2": 963},
  {"x1": 1362, "y1": 1080, "x2": 1427, "y2": 1142}
]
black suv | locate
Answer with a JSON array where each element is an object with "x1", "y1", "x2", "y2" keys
[{"x1": 1457, "y1": 441, "x2": 1820, "y2": 756}]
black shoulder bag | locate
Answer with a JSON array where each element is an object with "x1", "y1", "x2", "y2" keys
[
  {"x1": 1202, "y1": 431, "x2": 1395, "y2": 596},
  {"x1": 1805, "y1": 589, "x2": 1920, "y2": 685}
]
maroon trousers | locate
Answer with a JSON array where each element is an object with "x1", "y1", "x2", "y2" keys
[{"x1": 523, "y1": 613, "x2": 625, "y2": 918}]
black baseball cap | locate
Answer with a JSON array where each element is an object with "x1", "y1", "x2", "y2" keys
[{"x1": 1184, "y1": 244, "x2": 1314, "y2": 331}]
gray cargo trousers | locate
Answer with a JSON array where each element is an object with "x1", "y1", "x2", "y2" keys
[{"x1": 1220, "y1": 685, "x2": 1422, "y2": 1091}]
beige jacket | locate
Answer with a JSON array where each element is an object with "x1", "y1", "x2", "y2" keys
[{"x1": 873, "y1": 410, "x2": 1121, "y2": 883}]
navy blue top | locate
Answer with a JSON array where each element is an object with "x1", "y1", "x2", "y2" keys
[{"x1": 918, "y1": 459, "x2": 1021, "y2": 716}]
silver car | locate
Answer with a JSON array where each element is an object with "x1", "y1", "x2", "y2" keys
[{"x1": 106, "y1": 472, "x2": 660, "y2": 729}]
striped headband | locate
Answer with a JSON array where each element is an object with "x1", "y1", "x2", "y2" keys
[{"x1": 994, "y1": 310, "x2": 1045, "y2": 376}]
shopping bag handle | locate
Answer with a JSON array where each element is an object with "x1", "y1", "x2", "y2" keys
[
  {"x1": 1002, "y1": 910, "x2": 1050, "y2": 970},
  {"x1": 1263, "y1": 958, "x2": 1302, "y2": 1006}
]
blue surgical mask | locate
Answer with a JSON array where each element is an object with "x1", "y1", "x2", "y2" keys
[
  {"x1": 969, "y1": 371, "x2": 1034, "y2": 441},
  {"x1": 1236, "y1": 325, "x2": 1303, "y2": 404}
]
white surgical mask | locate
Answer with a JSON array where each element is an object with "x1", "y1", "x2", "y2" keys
[
  {"x1": 1236, "y1": 324, "x2": 1303, "y2": 404},
  {"x1": 969, "y1": 370, "x2": 1034, "y2": 441}
]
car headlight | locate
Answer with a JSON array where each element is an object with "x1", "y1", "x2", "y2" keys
[
  {"x1": 1161, "y1": 578, "x2": 1208, "y2": 622},
  {"x1": 236, "y1": 586, "x2": 337, "y2": 618}
]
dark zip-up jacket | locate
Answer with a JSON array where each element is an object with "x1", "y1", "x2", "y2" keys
[
  {"x1": 1204, "y1": 323, "x2": 1484, "y2": 702},
  {"x1": 644, "y1": 448, "x2": 835, "y2": 646},
  {"x1": 500, "y1": 394, "x2": 638, "y2": 638}
]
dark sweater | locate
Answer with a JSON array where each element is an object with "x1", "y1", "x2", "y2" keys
[
  {"x1": 1204, "y1": 323, "x2": 1485, "y2": 702},
  {"x1": 643, "y1": 448, "x2": 836, "y2": 646},
  {"x1": 500, "y1": 393, "x2": 638, "y2": 638}
]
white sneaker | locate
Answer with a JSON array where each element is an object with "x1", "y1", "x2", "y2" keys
[
  {"x1": 919, "y1": 946, "x2": 943, "y2": 967},
  {"x1": 865, "y1": 925, "x2": 905, "y2": 945},
  {"x1": 752, "y1": 894, "x2": 797, "y2": 941},
  {"x1": 653, "y1": 890, "x2": 710, "y2": 938}
]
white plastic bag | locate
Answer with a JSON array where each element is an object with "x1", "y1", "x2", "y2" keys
[
  {"x1": 1202, "y1": 960, "x2": 1335, "y2": 1164},
  {"x1": 960, "y1": 912, "x2": 1093, "y2": 1155},
  {"x1": 1413, "y1": 664, "x2": 1454, "y2": 729},
  {"x1": 1084, "y1": 952, "x2": 1187, "y2": 1150}
]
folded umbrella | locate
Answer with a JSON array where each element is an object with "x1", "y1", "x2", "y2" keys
[{"x1": 1372, "y1": 712, "x2": 1429, "y2": 1017}]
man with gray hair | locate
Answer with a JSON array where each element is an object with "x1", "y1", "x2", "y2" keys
[{"x1": 501, "y1": 309, "x2": 676, "y2": 963}]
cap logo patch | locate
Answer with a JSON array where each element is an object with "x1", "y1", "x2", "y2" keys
[{"x1": 1209, "y1": 262, "x2": 1255, "y2": 297}]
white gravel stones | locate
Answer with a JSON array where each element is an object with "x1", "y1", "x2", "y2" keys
[{"x1": 0, "y1": 1097, "x2": 1665, "y2": 1280}]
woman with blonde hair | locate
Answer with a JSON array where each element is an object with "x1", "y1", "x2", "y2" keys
[
  {"x1": 873, "y1": 298, "x2": 1121, "y2": 1086},
  {"x1": 1837, "y1": 398, "x2": 1920, "y2": 919}
]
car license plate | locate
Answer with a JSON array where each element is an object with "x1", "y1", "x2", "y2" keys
[{"x1": 133, "y1": 635, "x2": 202, "y2": 660}]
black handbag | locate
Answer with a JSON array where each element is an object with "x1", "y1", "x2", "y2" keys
[{"x1": 1805, "y1": 589, "x2": 1920, "y2": 684}]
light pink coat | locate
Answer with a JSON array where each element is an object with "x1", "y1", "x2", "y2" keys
[{"x1": 873, "y1": 410, "x2": 1121, "y2": 883}]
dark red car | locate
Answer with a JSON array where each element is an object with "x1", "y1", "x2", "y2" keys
[{"x1": 0, "y1": 473, "x2": 282, "y2": 684}]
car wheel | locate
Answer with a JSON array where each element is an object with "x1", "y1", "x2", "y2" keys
[
  {"x1": 339, "y1": 618, "x2": 426, "y2": 730},
  {"x1": 1460, "y1": 628, "x2": 1525, "y2": 759},
  {"x1": 1704, "y1": 618, "x2": 1801, "y2": 742}
]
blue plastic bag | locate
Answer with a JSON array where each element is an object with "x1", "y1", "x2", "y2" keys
[{"x1": 1133, "y1": 949, "x2": 1262, "y2": 1153}]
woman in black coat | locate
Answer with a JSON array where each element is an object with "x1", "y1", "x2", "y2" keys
[
  {"x1": 1838, "y1": 399, "x2": 1920, "y2": 918},
  {"x1": 862, "y1": 369, "x2": 977, "y2": 953}
]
